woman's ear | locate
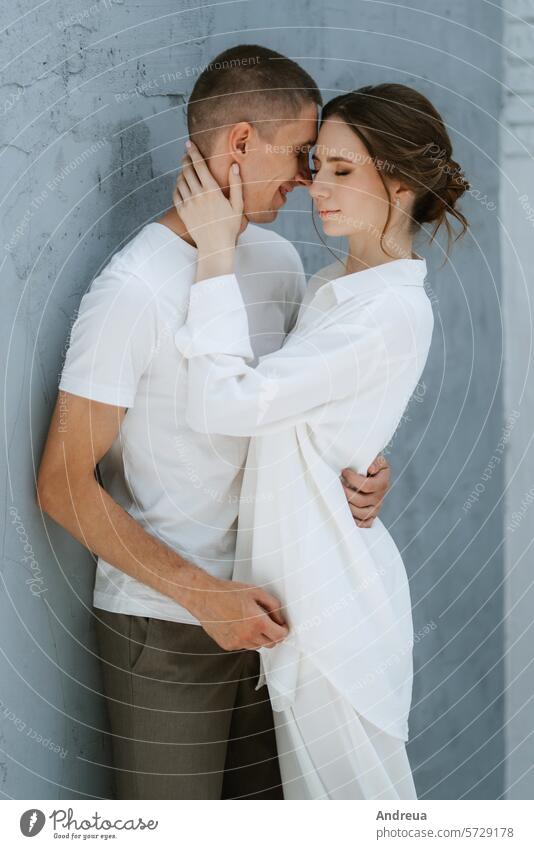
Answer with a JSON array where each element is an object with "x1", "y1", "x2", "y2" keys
[{"x1": 390, "y1": 181, "x2": 415, "y2": 214}]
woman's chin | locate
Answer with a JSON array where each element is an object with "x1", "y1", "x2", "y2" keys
[{"x1": 319, "y1": 218, "x2": 348, "y2": 236}]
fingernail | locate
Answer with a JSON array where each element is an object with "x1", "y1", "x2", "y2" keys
[
  {"x1": 232, "y1": 163, "x2": 239, "y2": 174},
  {"x1": 185, "y1": 140, "x2": 191, "y2": 148}
]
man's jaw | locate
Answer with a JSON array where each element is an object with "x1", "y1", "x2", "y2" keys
[
  {"x1": 245, "y1": 210, "x2": 279, "y2": 224},
  {"x1": 244, "y1": 185, "x2": 297, "y2": 223}
]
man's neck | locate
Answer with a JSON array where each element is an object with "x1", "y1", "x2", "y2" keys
[
  {"x1": 157, "y1": 207, "x2": 250, "y2": 247},
  {"x1": 157, "y1": 208, "x2": 196, "y2": 246}
]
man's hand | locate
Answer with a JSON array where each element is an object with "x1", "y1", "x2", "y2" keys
[
  {"x1": 184, "y1": 573, "x2": 289, "y2": 652},
  {"x1": 341, "y1": 454, "x2": 390, "y2": 528}
]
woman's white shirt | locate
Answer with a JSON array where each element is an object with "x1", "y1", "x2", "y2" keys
[{"x1": 175, "y1": 257, "x2": 434, "y2": 740}]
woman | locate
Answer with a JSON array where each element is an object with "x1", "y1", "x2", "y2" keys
[{"x1": 174, "y1": 83, "x2": 469, "y2": 799}]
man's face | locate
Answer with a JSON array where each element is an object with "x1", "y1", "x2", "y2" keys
[{"x1": 240, "y1": 102, "x2": 319, "y2": 223}]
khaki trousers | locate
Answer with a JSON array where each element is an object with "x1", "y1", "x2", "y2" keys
[{"x1": 94, "y1": 607, "x2": 283, "y2": 799}]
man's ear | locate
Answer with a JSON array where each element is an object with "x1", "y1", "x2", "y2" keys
[{"x1": 228, "y1": 122, "x2": 254, "y2": 159}]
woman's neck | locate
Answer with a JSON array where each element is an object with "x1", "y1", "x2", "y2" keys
[{"x1": 344, "y1": 232, "x2": 415, "y2": 276}]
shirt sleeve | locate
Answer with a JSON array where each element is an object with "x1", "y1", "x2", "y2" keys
[
  {"x1": 282, "y1": 244, "x2": 307, "y2": 334},
  {"x1": 174, "y1": 273, "x2": 430, "y2": 437},
  {"x1": 58, "y1": 258, "x2": 159, "y2": 408}
]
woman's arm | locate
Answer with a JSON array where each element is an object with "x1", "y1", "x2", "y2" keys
[
  {"x1": 174, "y1": 142, "x2": 393, "y2": 522},
  {"x1": 175, "y1": 274, "x2": 422, "y2": 437},
  {"x1": 174, "y1": 143, "x2": 431, "y2": 439}
]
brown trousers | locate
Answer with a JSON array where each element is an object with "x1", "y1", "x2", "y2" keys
[{"x1": 94, "y1": 608, "x2": 284, "y2": 800}]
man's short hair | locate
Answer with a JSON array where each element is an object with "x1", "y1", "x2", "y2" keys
[{"x1": 187, "y1": 44, "x2": 322, "y2": 151}]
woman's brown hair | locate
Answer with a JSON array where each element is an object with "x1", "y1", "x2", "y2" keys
[{"x1": 320, "y1": 83, "x2": 470, "y2": 254}]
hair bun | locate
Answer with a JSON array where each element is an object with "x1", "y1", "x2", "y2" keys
[{"x1": 442, "y1": 158, "x2": 470, "y2": 208}]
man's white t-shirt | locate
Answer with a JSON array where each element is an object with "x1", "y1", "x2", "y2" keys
[{"x1": 58, "y1": 221, "x2": 306, "y2": 625}]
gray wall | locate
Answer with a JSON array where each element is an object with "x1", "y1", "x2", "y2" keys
[{"x1": 1, "y1": 0, "x2": 504, "y2": 798}]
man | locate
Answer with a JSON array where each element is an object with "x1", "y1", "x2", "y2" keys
[{"x1": 36, "y1": 44, "x2": 390, "y2": 800}]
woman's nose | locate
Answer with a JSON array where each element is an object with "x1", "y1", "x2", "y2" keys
[{"x1": 308, "y1": 177, "x2": 330, "y2": 199}]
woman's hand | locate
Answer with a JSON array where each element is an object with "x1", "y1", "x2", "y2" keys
[{"x1": 173, "y1": 140, "x2": 244, "y2": 280}]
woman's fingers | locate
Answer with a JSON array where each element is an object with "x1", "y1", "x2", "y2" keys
[
  {"x1": 181, "y1": 154, "x2": 202, "y2": 194},
  {"x1": 173, "y1": 178, "x2": 190, "y2": 213},
  {"x1": 176, "y1": 174, "x2": 191, "y2": 201},
  {"x1": 172, "y1": 184, "x2": 182, "y2": 210},
  {"x1": 228, "y1": 162, "x2": 244, "y2": 216},
  {"x1": 185, "y1": 139, "x2": 218, "y2": 188}
]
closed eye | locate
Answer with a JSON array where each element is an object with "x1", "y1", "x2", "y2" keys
[{"x1": 309, "y1": 168, "x2": 350, "y2": 177}]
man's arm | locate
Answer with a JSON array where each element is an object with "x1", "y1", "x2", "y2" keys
[{"x1": 36, "y1": 390, "x2": 288, "y2": 651}]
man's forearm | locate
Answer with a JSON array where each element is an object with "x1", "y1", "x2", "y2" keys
[{"x1": 39, "y1": 476, "x2": 210, "y2": 614}]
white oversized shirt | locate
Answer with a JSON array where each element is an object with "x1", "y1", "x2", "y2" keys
[
  {"x1": 174, "y1": 256, "x2": 434, "y2": 740},
  {"x1": 58, "y1": 222, "x2": 305, "y2": 624}
]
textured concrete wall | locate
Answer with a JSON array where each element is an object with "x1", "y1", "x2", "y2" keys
[{"x1": 1, "y1": 0, "x2": 503, "y2": 798}]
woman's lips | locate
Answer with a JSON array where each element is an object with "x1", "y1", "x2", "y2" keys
[{"x1": 318, "y1": 209, "x2": 341, "y2": 218}]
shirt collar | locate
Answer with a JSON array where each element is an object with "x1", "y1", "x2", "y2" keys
[{"x1": 330, "y1": 257, "x2": 428, "y2": 305}]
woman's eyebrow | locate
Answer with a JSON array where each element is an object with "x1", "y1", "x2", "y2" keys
[{"x1": 311, "y1": 153, "x2": 354, "y2": 164}]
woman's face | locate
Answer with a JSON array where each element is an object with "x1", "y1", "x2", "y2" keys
[{"x1": 308, "y1": 118, "x2": 393, "y2": 240}]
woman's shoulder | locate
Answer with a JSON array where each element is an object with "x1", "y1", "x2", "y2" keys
[
  {"x1": 301, "y1": 260, "x2": 346, "y2": 309},
  {"x1": 308, "y1": 259, "x2": 346, "y2": 286}
]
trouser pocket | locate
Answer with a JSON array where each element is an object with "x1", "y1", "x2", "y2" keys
[{"x1": 128, "y1": 615, "x2": 154, "y2": 673}]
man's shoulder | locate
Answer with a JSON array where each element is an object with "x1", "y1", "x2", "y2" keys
[
  {"x1": 85, "y1": 223, "x2": 194, "y2": 312},
  {"x1": 106, "y1": 222, "x2": 192, "y2": 279}
]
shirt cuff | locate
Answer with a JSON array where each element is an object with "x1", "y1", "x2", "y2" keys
[{"x1": 174, "y1": 273, "x2": 255, "y2": 359}]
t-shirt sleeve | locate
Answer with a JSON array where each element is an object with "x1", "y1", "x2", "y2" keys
[{"x1": 58, "y1": 257, "x2": 159, "y2": 408}]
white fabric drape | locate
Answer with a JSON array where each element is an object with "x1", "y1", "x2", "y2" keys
[{"x1": 175, "y1": 258, "x2": 434, "y2": 746}]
